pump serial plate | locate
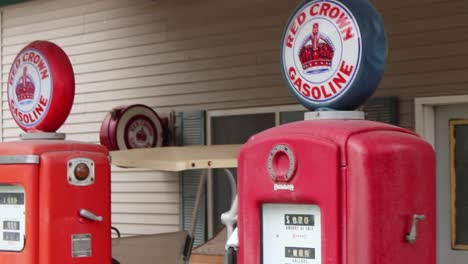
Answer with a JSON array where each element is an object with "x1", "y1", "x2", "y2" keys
[
  {"x1": 262, "y1": 204, "x2": 321, "y2": 264},
  {"x1": 72, "y1": 234, "x2": 92, "y2": 258}
]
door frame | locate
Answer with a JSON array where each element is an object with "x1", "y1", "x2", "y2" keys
[{"x1": 415, "y1": 95, "x2": 468, "y2": 146}]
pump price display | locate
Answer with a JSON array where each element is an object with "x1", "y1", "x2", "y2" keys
[
  {"x1": 285, "y1": 214, "x2": 314, "y2": 226},
  {"x1": 0, "y1": 193, "x2": 24, "y2": 205},
  {"x1": 262, "y1": 204, "x2": 321, "y2": 264},
  {"x1": 3, "y1": 232, "x2": 20, "y2": 242},
  {"x1": 3, "y1": 221, "x2": 20, "y2": 231},
  {"x1": 285, "y1": 247, "x2": 315, "y2": 259}
]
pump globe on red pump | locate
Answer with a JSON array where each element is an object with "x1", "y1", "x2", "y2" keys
[
  {"x1": 7, "y1": 40, "x2": 75, "y2": 133},
  {"x1": 280, "y1": 0, "x2": 387, "y2": 111}
]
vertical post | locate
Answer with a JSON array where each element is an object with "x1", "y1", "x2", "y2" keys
[
  {"x1": 190, "y1": 169, "x2": 207, "y2": 238},
  {"x1": 184, "y1": 169, "x2": 208, "y2": 262}
]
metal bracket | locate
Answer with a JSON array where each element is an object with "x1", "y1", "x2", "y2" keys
[
  {"x1": 221, "y1": 196, "x2": 238, "y2": 239},
  {"x1": 405, "y1": 214, "x2": 426, "y2": 244},
  {"x1": 304, "y1": 110, "x2": 365, "y2": 120},
  {"x1": 20, "y1": 132, "x2": 66, "y2": 140}
]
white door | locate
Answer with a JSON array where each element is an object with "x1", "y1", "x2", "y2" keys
[{"x1": 435, "y1": 103, "x2": 468, "y2": 263}]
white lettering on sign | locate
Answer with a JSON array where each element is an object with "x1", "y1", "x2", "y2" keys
[
  {"x1": 274, "y1": 184, "x2": 295, "y2": 191},
  {"x1": 7, "y1": 49, "x2": 52, "y2": 127},
  {"x1": 282, "y1": 0, "x2": 362, "y2": 104}
]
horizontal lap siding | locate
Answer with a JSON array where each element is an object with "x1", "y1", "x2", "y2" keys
[
  {"x1": 1, "y1": 0, "x2": 465, "y2": 234},
  {"x1": 373, "y1": 0, "x2": 468, "y2": 129},
  {"x1": 0, "y1": 0, "x2": 303, "y2": 237},
  {"x1": 1, "y1": 0, "x2": 301, "y2": 141},
  {"x1": 1, "y1": 0, "x2": 466, "y2": 135},
  {"x1": 1, "y1": 0, "x2": 192, "y2": 237}
]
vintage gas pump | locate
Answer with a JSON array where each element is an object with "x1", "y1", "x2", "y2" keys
[
  {"x1": 234, "y1": 0, "x2": 436, "y2": 264},
  {"x1": 0, "y1": 41, "x2": 111, "y2": 264}
]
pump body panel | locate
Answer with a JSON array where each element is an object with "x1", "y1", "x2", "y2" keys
[
  {"x1": 0, "y1": 165, "x2": 38, "y2": 264},
  {"x1": 0, "y1": 140, "x2": 111, "y2": 264},
  {"x1": 346, "y1": 130, "x2": 436, "y2": 264},
  {"x1": 238, "y1": 120, "x2": 436, "y2": 264}
]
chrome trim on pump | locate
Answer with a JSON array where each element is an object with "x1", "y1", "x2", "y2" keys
[{"x1": 0, "y1": 155, "x2": 40, "y2": 164}]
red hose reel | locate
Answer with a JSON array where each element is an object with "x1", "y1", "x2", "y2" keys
[{"x1": 100, "y1": 104, "x2": 171, "y2": 151}]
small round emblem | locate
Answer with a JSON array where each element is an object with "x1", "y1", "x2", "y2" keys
[
  {"x1": 7, "y1": 41, "x2": 75, "y2": 132},
  {"x1": 281, "y1": 0, "x2": 387, "y2": 110},
  {"x1": 267, "y1": 144, "x2": 296, "y2": 182},
  {"x1": 124, "y1": 115, "x2": 157, "y2": 149}
]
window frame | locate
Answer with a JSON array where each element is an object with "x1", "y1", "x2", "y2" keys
[
  {"x1": 205, "y1": 104, "x2": 306, "y2": 237},
  {"x1": 450, "y1": 119, "x2": 468, "y2": 250}
]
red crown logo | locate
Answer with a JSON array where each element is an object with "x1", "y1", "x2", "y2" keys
[
  {"x1": 299, "y1": 23, "x2": 335, "y2": 74},
  {"x1": 136, "y1": 127, "x2": 148, "y2": 142},
  {"x1": 15, "y1": 67, "x2": 35, "y2": 102}
]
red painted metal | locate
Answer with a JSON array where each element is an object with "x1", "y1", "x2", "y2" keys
[
  {"x1": 238, "y1": 119, "x2": 436, "y2": 264},
  {"x1": 0, "y1": 140, "x2": 111, "y2": 264},
  {"x1": 0, "y1": 165, "x2": 38, "y2": 264},
  {"x1": 99, "y1": 110, "x2": 114, "y2": 150}
]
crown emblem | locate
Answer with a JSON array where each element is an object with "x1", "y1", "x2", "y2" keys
[
  {"x1": 15, "y1": 67, "x2": 35, "y2": 102},
  {"x1": 299, "y1": 23, "x2": 335, "y2": 74},
  {"x1": 136, "y1": 127, "x2": 148, "y2": 143}
]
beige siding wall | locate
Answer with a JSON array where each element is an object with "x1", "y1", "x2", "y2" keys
[
  {"x1": 0, "y1": 0, "x2": 185, "y2": 237},
  {"x1": 0, "y1": 0, "x2": 467, "y2": 234},
  {"x1": 373, "y1": 0, "x2": 468, "y2": 129}
]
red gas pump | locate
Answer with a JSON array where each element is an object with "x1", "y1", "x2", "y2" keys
[
  {"x1": 237, "y1": 116, "x2": 436, "y2": 264},
  {"x1": 232, "y1": 0, "x2": 437, "y2": 263},
  {"x1": 0, "y1": 41, "x2": 112, "y2": 264}
]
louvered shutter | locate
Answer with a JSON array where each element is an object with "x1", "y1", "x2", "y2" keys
[
  {"x1": 177, "y1": 111, "x2": 206, "y2": 246},
  {"x1": 363, "y1": 96, "x2": 399, "y2": 125}
]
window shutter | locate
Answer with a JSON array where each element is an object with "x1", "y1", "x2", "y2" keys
[
  {"x1": 363, "y1": 96, "x2": 399, "y2": 125},
  {"x1": 177, "y1": 111, "x2": 206, "y2": 246}
]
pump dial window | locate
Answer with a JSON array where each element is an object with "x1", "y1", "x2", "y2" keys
[{"x1": 68, "y1": 158, "x2": 95, "y2": 186}]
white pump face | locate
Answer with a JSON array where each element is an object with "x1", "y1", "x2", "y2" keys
[
  {"x1": 262, "y1": 204, "x2": 322, "y2": 264},
  {"x1": 0, "y1": 185, "x2": 25, "y2": 252}
]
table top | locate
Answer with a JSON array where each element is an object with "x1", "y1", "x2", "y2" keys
[{"x1": 110, "y1": 144, "x2": 242, "y2": 171}]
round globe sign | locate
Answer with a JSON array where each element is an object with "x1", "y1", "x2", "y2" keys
[
  {"x1": 281, "y1": 0, "x2": 387, "y2": 110},
  {"x1": 7, "y1": 41, "x2": 75, "y2": 132}
]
